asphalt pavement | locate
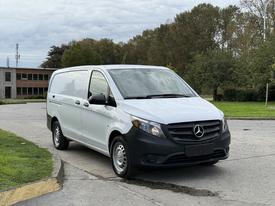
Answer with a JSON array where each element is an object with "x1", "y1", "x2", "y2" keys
[{"x1": 0, "y1": 103, "x2": 274, "y2": 206}]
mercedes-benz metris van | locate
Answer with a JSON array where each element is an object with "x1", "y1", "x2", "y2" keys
[{"x1": 47, "y1": 65, "x2": 230, "y2": 178}]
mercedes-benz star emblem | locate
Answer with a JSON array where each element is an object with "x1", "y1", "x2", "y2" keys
[{"x1": 193, "y1": 125, "x2": 204, "y2": 138}]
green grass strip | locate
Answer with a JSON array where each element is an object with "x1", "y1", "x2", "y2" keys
[
  {"x1": 0, "y1": 129, "x2": 52, "y2": 191},
  {"x1": 212, "y1": 101, "x2": 275, "y2": 118}
]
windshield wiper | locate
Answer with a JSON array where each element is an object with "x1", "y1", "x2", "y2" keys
[
  {"x1": 145, "y1": 94, "x2": 191, "y2": 98},
  {"x1": 124, "y1": 96, "x2": 149, "y2": 99},
  {"x1": 124, "y1": 94, "x2": 191, "y2": 99}
]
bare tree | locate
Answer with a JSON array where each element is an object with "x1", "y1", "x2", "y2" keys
[{"x1": 241, "y1": 0, "x2": 275, "y2": 38}]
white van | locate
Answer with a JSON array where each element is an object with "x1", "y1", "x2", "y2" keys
[{"x1": 47, "y1": 65, "x2": 230, "y2": 178}]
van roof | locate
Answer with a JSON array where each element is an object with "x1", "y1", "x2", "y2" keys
[{"x1": 54, "y1": 64, "x2": 169, "y2": 73}]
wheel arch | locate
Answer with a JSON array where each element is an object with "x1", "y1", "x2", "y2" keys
[
  {"x1": 108, "y1": 130, "x2": 123, "y2": 152},
  {"x1": 51, "y1": 116, "x2": 59, "y2": 130}
]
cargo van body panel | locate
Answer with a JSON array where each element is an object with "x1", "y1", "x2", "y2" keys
[{"x1": 47, "y1": 65, "x2": 230, "y2": 178}]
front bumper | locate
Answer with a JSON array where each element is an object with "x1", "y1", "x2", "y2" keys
[{"x1": 125, "y1": 127, "x2": 230, "y2": 167}]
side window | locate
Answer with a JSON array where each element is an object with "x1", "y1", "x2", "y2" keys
[
  {"x1": 50, "y1": 71, "x2": 89, "y2": 98},
  {"x1": 88, "y1": 71, "x2": 109, "y2": 98}
]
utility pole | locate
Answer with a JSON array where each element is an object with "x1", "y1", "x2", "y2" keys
[
  {"x1": 265, "y1": 83, "x2": 269, "y2": 107},
  {"x1": 15, "y1": 43, "x2": 20, "y2": 68},
  {"x1": 6, "y1": 57, "x2": 10, "y2": 68}
]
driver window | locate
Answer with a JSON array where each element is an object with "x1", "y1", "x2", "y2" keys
[{"x1": 88, "y1": 71, "x2": 109, "y2": 98}]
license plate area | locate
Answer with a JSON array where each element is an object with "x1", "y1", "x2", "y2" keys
[{"x1": 185, "y1": 143, "x2": 214, "y2": 157}]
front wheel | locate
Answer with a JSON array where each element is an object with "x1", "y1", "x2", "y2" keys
[{"x1": 110, "y1": 136, "x2": 137, "y2": 178}]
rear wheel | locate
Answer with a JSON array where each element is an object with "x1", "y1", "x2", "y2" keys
[
  {"x1": 110, "y1": 136, "x2": 137, "y2": 178},
  {"x1": 52, "y1": 121, "x2": 69, "y2": 150}
]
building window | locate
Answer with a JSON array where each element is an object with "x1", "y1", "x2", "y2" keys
[
  {"x1": 39, "y1": 74, "x2": 43, "y2": 80},
  {"x1": 33, "y1": 74, "x2": 38, "y2": 80},
  {"x1": 39, "y1": 88, "x2": 44, "y2": 95},
  {"x1": 28, "y1": 88, "x2": 32, "y2": 95},
  {"x1": 22, "y1": 73, "x2": 27, "y2": 80},
  {"x1": 28, "y1": 74, "x2": 32, "y2": 80},
  {"x1": 22, "y1": 88, "x2": 27, "y2": 95},
  {"x1": 17, "y1": 88, "x2": 22, "y2": 95},
  {"x1": 44, "y1": 88, "x2": 48, "y2": 93},
  {"x1": 17, "y1": 73, "x2": 21, "y2": 80},
  {"x1": 44, "y1": 74, "x2": 49, "y2": 81},
  {"x1": 5, "y1": 72, "x2": 11, "y2": 82},
  {"x1": 33, "y1": 88, "x2": 38, "y2": 95}
]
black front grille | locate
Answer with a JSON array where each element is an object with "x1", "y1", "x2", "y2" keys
[
  {"x1": 166, "y1": 120, "x2": 221, "y2": 143},
  {"x1": 165, "y1": 150, "x2": 226, "y2": 164}
]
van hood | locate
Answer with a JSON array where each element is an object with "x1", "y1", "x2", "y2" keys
[{"x1": 119, "y1": 97, "x2": 223, "y2": 124}]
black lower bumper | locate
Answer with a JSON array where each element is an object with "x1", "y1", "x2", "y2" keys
[{"x1": 125, "y1": 127, "x2": 230, "y2": 167}]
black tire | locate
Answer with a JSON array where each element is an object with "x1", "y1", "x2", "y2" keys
[
  {"x1": 110, "y1": 136, "x2": 137, "y2": 179},
  {"x1": 52, "y1": 121, "x2": 69, "y2": 150},
  {"x1": 200, "y1": 160, "x2": 219, "y2": 166}
]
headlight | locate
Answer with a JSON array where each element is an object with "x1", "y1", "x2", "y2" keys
[
  {"x1": 131, "y1": 116, "x2": 165, "y2": 138},
  {"x1": 222, "y1": 118, "x2": 228, "y2": 132}
]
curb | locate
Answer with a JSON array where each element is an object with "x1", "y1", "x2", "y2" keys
[{"x1": 0, "y1": 154, "x2": 64, "y2": 206}]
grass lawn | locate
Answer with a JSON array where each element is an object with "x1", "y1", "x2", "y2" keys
[
  {"x1": 212, "y1": 101, "x2": 275, "y2": 119},
  {"x1": 0, "y1": 99, "x2": 46, "y2": 105},
  {"x1": 0, "y1": 129, "x2": 52, "y2": 191}
]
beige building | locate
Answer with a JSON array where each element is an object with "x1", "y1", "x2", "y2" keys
[
  {"x1": 0, "y1": 68, "x2": 16, "y2": 98},
  {"x1": 0, "y1": 67, "x2": 56, "y2": 99}
]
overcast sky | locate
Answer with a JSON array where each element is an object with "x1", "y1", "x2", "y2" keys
[{"x1": 0, "y1": 0, "x2": 239, "y2": 68}]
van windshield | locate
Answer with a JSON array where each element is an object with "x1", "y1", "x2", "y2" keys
[{"x1": 108, "y1": 69, "x2": 197, "y2": 99}]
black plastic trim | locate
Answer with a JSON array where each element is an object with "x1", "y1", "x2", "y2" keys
[
  {"x1": 124, "y1": 126, "x2": 230, "y2": 167},
  {"x1": 47, "y1": 114, "x2": 52, "y2": 131}
]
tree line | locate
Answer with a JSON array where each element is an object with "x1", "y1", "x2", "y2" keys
[{"x1": 41, "y1": 1, "x2": 275, "y2": 100}]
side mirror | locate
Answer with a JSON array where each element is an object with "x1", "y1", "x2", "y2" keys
[{"x1": 88, "y1": 94, "x2": 106, "y2": 105}]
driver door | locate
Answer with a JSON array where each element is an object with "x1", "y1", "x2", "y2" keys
[{"x1": 81, "y1": 70, "x2": 116, "y2": 153}]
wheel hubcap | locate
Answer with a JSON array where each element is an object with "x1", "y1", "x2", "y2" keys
[
  {"x1": 113, "y1": 142, "x2": 127, "y2": 174},
  {"x1": 54, "y1": 127, "x2": 60, "y2": 147}
]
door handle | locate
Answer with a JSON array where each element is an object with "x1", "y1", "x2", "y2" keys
[
  {"x1": 83, "y1": 102, "x2": 89, "y2": 107},
  {"x1": 75, "y1": 100, "x2": 80, "y2": 105}
]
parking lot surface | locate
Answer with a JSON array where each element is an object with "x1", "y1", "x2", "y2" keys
[{"x1": 0, "y1": 103, "x2": 274, "y2": 206}]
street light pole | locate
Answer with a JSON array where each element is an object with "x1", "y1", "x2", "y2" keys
[
  {"x1": 263, "y1": 0, "x2": 272, "y2": 41},
  {"x1": 263, "y1": 0, "x2": 272, "y2": 107}
]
